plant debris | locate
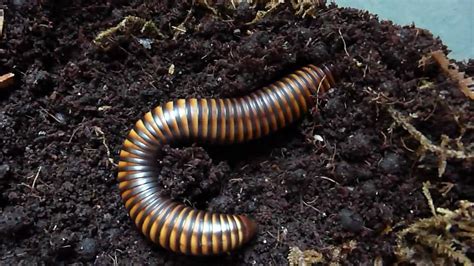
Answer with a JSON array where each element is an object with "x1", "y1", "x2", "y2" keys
[
  {"x1": 419, "y1": 50, "x2": 474, "y2": 100},
  {"x1": 287, "y1": 240, "x2": 358, "y2": 266},
  {"x1": 288, "y1": 246, "x2": 324, "y2": 266},
  {"x1": 197, "y1": 0, "x2": 326, "y2": 23},
  {"x1": 197, "y1": 0, "x2": 282, "y2": 13},
  {"x1": 291, "y1": 0, "x2": 326, "y2": 18},
  {"x1": 396, "y1": 186, "x2": 474, "y2": 265},
  {"x1": 93, "y1": 16, "x2": 165, "y2": 51},
  {"x1": 327, "y1": 240, "x2": 358, "y2": 265},
  {"x1": 422, "y1": 181, "x2": 436, "y2": 216},
  {"x1": 387, "y1": 107, "x2": 473, "y2": 177}
]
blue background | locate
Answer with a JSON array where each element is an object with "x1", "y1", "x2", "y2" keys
[{"x1": 336, "y1": 0, "x2": 474, "y2": 60}]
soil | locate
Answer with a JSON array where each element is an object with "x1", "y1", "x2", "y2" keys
[{"x1": 1, "y1": 1, "x2": 473, "y2": 265}]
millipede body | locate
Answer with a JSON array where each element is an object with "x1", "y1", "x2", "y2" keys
[{"x1": 118, "y1": 64, "x2": 336, "y2": 255}]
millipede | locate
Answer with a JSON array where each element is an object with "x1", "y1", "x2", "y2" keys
[{"x1": 118, "y1": 64, "x2": 336, "y2": 255}]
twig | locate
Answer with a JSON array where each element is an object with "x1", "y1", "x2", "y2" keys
[
  {"x1": 108, "y1": 253, "x2": 118, "y2": 266},
  {"x1": 338, "y1": 28, "x2": 350, "y2": 57},
  {"x1": 171, "y1": 25, "x2": 186, "y2": 33},
  {"x1": 400, "y1": 137, "x2": 415, "y2": 153},
  {"x1": 438, "y1": 182, "x2": 454, "y2": 197},
  {"x1": 39, "y1": 106, "x2": 63, "y2": 124},
  {"x1": 22, "y1": 166, "x2": 43, "y2": 192},
  {"x1": 68, "y1": 124, "x2": 83, "y2": 144},
  {"x1": 31, "y1": 166, "x2": 42, "y2": 190},
  {"x1": 301, "y1": 199, "x2": 324, "y2": 214},
  {"x1": 229, "y1": 178, "x2": 243, "y2": 183},
  {"x1": 318, "y1": 175, "x2": 340, "y2": 185}
]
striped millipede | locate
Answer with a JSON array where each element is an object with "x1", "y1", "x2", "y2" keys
[{"x1": 118, "y1": 64, "x2": 336, "y2": 255}]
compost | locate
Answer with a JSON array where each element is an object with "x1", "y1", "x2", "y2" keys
[{"x1": 1, "y1": 1, "x2": 472, "y2": 264}]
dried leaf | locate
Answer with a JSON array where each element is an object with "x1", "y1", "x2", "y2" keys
[{"x1": 421, "y1": 50, "x2": 474, "y2": 100}]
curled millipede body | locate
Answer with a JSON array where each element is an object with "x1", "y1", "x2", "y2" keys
[{"x1": 118, "y1": 64, "x2": 336, "y2": 255}]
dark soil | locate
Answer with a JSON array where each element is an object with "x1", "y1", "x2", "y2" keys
[{"x1": 1, "y1": 1, "x2": 473, "y2": 265}]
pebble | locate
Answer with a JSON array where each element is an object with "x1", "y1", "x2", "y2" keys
[
  {"x1": 24, "y1": 67, "x2": 54, "y2": 93},
  {"x1": 325, "y1": 97, "x2": 345, "y2": 116},
  {"x1": 379, "y1": 152, "x2": 406, "y2": 174},
  {"x1": 77, "y1": 238, "x2": 98, "y2": 261},
  {"x1": 0, "y1": 206, "x2": 32, "y2": 236},
  {"x1": 335, "y1": 161, "x2": 373, "y2": 182},
  {"x1": 54, "y1": 112, "x2": 67, "y2": 124},
  {"x1": 12, "y1": 0, "x2": 27, "y2": 7},
  {"x1": 341, "y1": 132, "x2": 372, "y2": 161},
  {"x1": 0, "y1": 164, "x2": 9, "y2": 179},
  {"x1": 338, "y1": 208, "x2": 365, "y2": 233},
  {"x1": 51, "y1": 232, "x2": 76, "y2": 259},
  {"x1": 292, "y1": 169, "x2": 306, "y2": 179},
  {"x1": 361, "y1": 181, "x2": 377, "y2": 196},
  {"x1": 7, "y1": 191, "x2": 19, "y2": 201}
]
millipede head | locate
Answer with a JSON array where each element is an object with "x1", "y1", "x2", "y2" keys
[
  {"x1": 321, "y1": 63, "x2": 338, "y2": 87},
  {"x1": 239, "y1": 215, "x2": 258, "y2": 244}
]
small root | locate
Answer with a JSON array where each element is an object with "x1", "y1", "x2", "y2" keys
[
  {"x1": 338, "y1": 28, "x2": 350, "y2": 57},
  {"x1": 93, "y1": 126, "x2": 117, "y2": 166},
  {"x1": 31, "y1": 166, "x2": 42, "y2": 191}
]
